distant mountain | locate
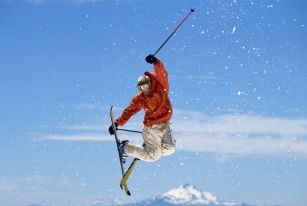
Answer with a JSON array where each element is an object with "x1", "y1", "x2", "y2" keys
[
  {"x1": 120, "y1": 184, "x2": 252, "y2": 206},
  {"x1": 25, "y1": 185, "x2": 259, "y2": 206}
]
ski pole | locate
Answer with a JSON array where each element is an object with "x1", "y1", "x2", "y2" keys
[
  {"x1": 117, "y1": 128, "x2": 143, "y2": 134},
  {"x1": 153, "y1": 8, "x2": 195, "y2": 56}
]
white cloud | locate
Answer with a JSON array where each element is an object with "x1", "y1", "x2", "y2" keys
[
  {"x1": 172, "y1": 109, "x2": 307, "y2": 158},
  {"x1": 176, "y1": 134, "x2": 307, "y2": 157},
  {"x1": 24, "y1": 175, "x2": 50, "y2": 185},
  {"x1": 63, "y1": 125, "x2": 103, "y2": 131},
  {"x1": 0, "y1": 178, "x2": 17, "y2": 193},
  {"x1": 33, "y1": 133, "x2": 112, "y2": 142},
  {"x1": 32, "y1": 108, "x2": 307, "y2": 158},
  {"x1": 172, "y1": 110, "x2": 307, "y2": 136},
  {"x1": 58, "y1": 175, "x2": 72, "y2": 188}
]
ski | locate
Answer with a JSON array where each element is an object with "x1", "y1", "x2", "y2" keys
[
  {"x1": 120, "y1": 158, "x2": 139, "y2": 189},
  {"x1": 109, "y1": 106, "x2": 139, "y2": 196}
]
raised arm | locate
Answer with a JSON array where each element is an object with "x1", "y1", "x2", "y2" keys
[
  {"x1": 153, "y1": 59, "x2": 168, "y2": 92},
  {"x1": 146, "y1": 54, "x2": 169, "y2": 92}
]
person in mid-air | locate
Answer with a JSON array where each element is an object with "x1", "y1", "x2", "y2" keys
[{"x1": 109, "y1": 54, "x2": 176, "y2": 162}]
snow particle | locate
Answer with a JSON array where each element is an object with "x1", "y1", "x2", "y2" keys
[{"x1": 232, "y1": 26, "x2": 236, "y2": 34}]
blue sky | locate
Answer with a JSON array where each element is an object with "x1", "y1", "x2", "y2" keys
[{"x1": 0, "y1": 0, "x2": 307, "y2": 206}]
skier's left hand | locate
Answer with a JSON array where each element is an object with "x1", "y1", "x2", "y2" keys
[
  {"x1": 109, "y1": 122, "x2": 118, "y2": 135},
  {"x1": 145, "y1": 54, "x2": 158, "y2": 64}
]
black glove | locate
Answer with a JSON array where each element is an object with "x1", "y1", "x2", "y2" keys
[
  {"x1": 145, "y1": 54, "x2": 158, "y2": 64},
  {"x1": 109, "y1": 122, "x2": 118, "y2": 135}
]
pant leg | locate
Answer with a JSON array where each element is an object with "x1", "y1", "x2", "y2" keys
[
  {"x1": 161, "y1": 123, "x2": 176, "y2": 156},
  {"x1": 124, "y1": 125, "x2": 163, "y2": 162}
]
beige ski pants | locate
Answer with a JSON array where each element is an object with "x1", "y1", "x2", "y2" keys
[{"x1": 124, "y1": 122, "x2": 176, "y2": 162}]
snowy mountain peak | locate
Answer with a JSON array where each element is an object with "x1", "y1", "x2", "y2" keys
[
  {"x1": 86, "y1": 184, "x2": 248, "y2": 206},
  {"x1": 159, "y1": 184, "x2": 220, "y2": 205}
]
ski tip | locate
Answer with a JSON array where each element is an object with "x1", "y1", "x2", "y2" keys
[
  {"x1": 121, "y1": 184, "x2": 131, "y2": 196},
  {"x1": 191, "y1": 8, "x2": 195, "y2": 12}
]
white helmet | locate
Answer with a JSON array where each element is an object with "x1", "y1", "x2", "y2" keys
[{"x1": 137, "y1": 75, "x2": 150, "y2": 86}]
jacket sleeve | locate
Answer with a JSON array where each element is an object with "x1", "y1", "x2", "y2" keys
[
  {"x1": 115, "y1": 95, "x2": 143, "y2": 126},
  {"x1": 153, "y1": 59, "x2": 169, "y2": 92}
]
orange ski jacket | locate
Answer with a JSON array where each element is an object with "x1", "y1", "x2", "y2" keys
[{"x1": 116, "y1": 59, "x2": 173, "y2": 127}]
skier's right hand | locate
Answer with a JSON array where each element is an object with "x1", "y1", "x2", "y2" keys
[
  {"x1": 145, "y1": 54, "x2": 158, "y2": 64},
  {"x1": 108, "y1": 122, "x2": 118, "y2": 135}
]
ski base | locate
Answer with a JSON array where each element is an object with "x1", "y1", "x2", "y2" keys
[{"x1": 120, "y1": 158, "x2": 139, "y2": 194}]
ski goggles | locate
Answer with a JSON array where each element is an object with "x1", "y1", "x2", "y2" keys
[{"x1": 138, "y1": 83, "x2": 150, "y2": 91}]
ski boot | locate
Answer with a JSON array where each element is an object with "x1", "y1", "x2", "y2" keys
[{"x1": 119, "y1": 140, "x2": 129, "y2": 164}]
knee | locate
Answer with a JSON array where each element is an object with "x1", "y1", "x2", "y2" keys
[
  {"x1": 163, "y1": 145, "x2": 176, "y2": 156},
  {"x1": 146, "y1": 147, "x2": 163, "y2": 162}
]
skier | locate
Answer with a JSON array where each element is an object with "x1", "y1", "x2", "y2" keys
[{"x1": 109, "y1": 54, "x2": 176, "y2": 162}]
